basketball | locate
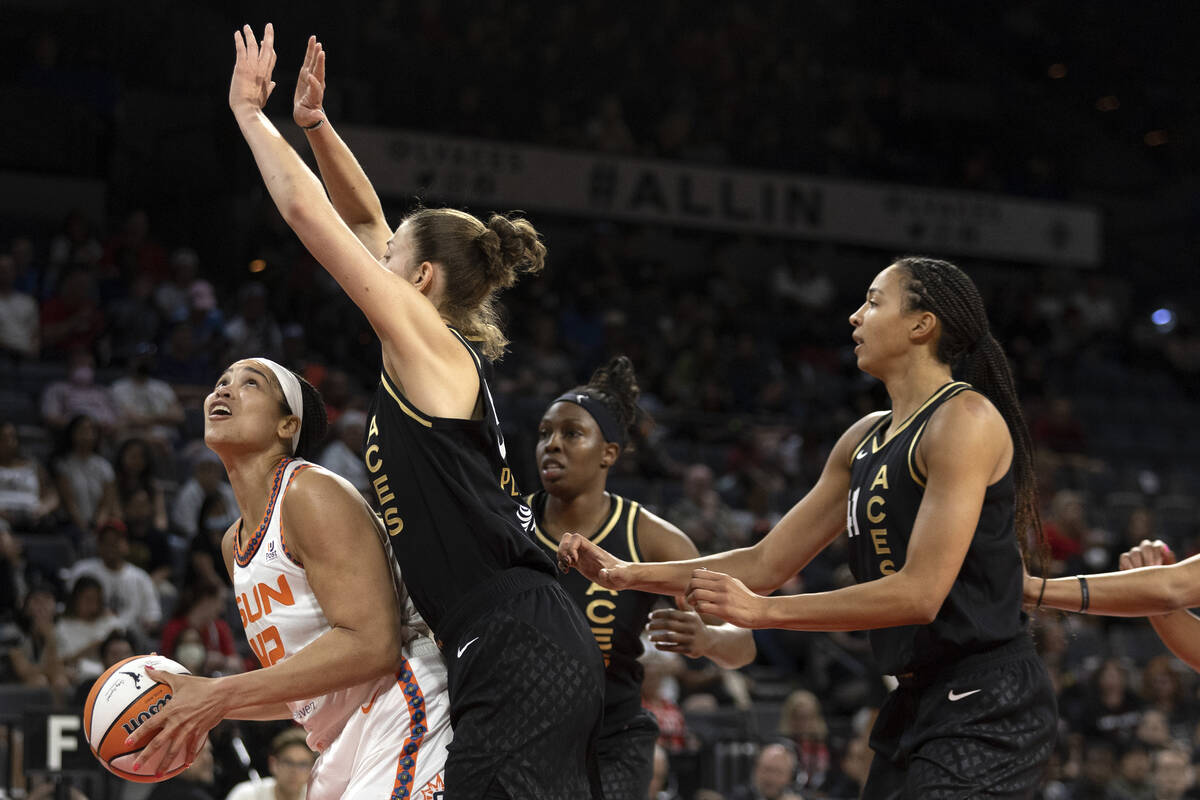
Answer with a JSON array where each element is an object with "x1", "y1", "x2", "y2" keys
[{"x1": 82, "y1": 654, "x2": 192, "y2": 783}]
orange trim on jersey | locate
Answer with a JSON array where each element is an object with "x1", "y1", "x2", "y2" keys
[
  {"x1": 235, "y1": 458, "x2": 293, "y2": 567},
  {"x1": 277, "y1": 464, "x2": 312, "y2": 568},
  {"x1": 390, "y1": 657, "x2": 429, "y2": 800}
]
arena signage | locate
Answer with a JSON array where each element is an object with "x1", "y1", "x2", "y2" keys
[{"x1": 285, "y1": 124, "x2": 1101, "y2": 266}]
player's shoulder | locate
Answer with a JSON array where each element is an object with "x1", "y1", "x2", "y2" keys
[{"x1": 929, "y1": 388, "x2": 1005, "y2": 438}]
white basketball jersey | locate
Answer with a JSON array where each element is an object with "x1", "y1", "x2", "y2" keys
[{"x1": 232, "y1": 458, "x2": 425, "y2": 748}]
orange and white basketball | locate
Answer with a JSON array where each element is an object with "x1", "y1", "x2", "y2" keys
[{"x1": 83, "y1": 654, "x2": 191, "y2": 782}]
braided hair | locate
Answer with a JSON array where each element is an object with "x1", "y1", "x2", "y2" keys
[{"x1": 893, "y1": 257, "x2": 1046, "y2": 571}]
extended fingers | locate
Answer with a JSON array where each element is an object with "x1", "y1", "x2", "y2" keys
[
  {"x1": 315, "y1": 47, "x2": 326, "y2": 83},
  {"x1": 242, "y1": 24, "x2": 259, "y2": 61}
]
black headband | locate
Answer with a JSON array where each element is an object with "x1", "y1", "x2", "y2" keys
[{"x1": 551, "y1": 391, "x2": 625, "y2": 447}]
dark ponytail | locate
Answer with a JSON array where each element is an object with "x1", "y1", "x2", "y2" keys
[
  {"x1": 277, "y1": 373, "x2": 328, "y2": 461},
  {"x1": 894, "y1": 257, "x2": 1045, "y2": 572},
  {"x1": 573, "y1": 355, "x2": 644, "y2": 448}
]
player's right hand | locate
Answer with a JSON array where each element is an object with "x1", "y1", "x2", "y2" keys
[
  {"x1": 557, "y1": 532, "x2": 632, "y2": 589},
  {"x1": 230, "y1": 23, "x2": 278, "y2": 114},
  {"x1": 293, "y1": 35, "x2": 327, "y2": 129},
  {"x1": 1118, "y1": 538, "x2": 1176, "y2": 570}
]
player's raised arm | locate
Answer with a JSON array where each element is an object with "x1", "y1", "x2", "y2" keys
[
  {"x1": 228, "y1": 24, "x2": 456, "y2": 381},
  {"x1": 292, "y1": 35, "x2": 391, "y2": 258}
]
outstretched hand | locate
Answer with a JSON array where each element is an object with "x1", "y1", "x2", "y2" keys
[
  {"x1": 230, "y1": 23, "x2": 278, "y2": 114},
  {"x1": 1119, "y1": 538, "x2": 1176, "y2": 570},
  {"x1": 124, "y1": 667, "x2": 227, "y2": 778},
  {"x1": 684, "y1": 568, "x2": 764, "y2": 629},
  {"x1": 557, "y1": 532, "x2": 633, "y2": 590},
  {"x1": 293, "y1": 35, "x2": 327, "y2": 129}
]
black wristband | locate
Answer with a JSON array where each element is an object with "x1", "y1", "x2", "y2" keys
[
  {"x1": 1076, "y1": 574, "x2": 1090, "y2": 613},
  {"x1": 1036, "y1": 576, "x2": 1047, "y2": 610},
  {"x1": 302, "y1": 118, "x2": 324, "y2": 131}
]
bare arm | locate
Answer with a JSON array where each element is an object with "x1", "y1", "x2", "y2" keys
[
  {"x1": 686, "y1": 393, "x2": 1010, "y2": 631},
  {"x1": 229, "y1": 24, "x2": 475, "y2": 418},
  {"x1": 1030, "y1": 554, "x2": 1200, "y2": 617},
  {"x1": 637, "y1": 510, "x2": 755, "y2": 669},
  {"x1": 127, "y1": 468, "x2": 404, "y2": 770},
  {"x1": 560, "y1": 413, "x2": 882, "y2": 596},
  {"x1": 1114, "y1": 541, "x2": 1200, "y2": 672},
  {"x1": 293, "y1": 36, "x2": 390, "y2": 258}
]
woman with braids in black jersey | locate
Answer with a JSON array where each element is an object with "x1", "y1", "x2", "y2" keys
[
  {"x1": 562, "y1": 258, "x2": 1057, "y2": 798},
  {"x1": 529, "y1": 356, "x2": 755, "y2": 799}
]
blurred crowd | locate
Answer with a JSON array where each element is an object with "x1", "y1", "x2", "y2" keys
[{"x1": 3, "y1": 201, "x2": 1200, "y2": 799}]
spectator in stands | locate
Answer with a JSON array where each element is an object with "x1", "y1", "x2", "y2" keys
[
  {"x1": 225, "y1": 727, "x2": 315, "y2": 800},
  {"x1": 1149, "y1": 745, "x2": 1195, "y2": 800},
  {"x1": 0, "y1": 421, "x2": 59, "y2": 532},
  {"x1": 1043, "y1": 489, "x2": 1109, "y2": 575},
  {"x1": 223, "y1": 282, "x2": 282, "y2": 364},
  {"x1": 111, "y1": 344, "x2": 185, "y2": 447},
  {"x1": 159, "y1": 320, "x2": 217, "y2": 398},
  {"x1": 54, "y1": 574, "x2": 122, "y2": 683},
  {"x1": 46, "y1": 210, "x2": 103, "y2": 286},
  {"x1": 1033, "y1": 394, "x2": 1089, "y2": 458},
  {"x1": 4, "y1": 584, "x2": 69, "y2": 694},
  {"x1": 0, "y1": 252, "x2": 39, "y2": 360},
  {"x1": 187, "y1": 491, "x2": 237, "y2": 588},
  {"x1": 640, "y1": 645, "x2": 694, "y2": 755},
  {"x1": 39, "y1": 267, "x2": 106, "y2": 359},
  {"x1": 823, "y1": 733, "x2": 873, "y2": 800},
  {"x1": 64, "y1": 520, "x2": 161, "y2": 639},
  {"x1": 121, "y1": 487, "x2": 175, "y2": 601},
  {"x1": 1062, "y1": 738, "x2": 1118, "y2": 799},
  {"x1": 159, "y1": 578, "x2": 240, "y2": 676},
  {"x1": 318, "y1": 409, "x2": 369, "y2": 499},
  {"x1": 41, "y1": 349, "x2": 119, "y2": 434},
  {"x1": 1137, "y1": 710, "x2": 1173, "y2": 750},
  {"x1": 669, "y1": 464, "x2": 744, "y2": 555},
  {"x1": 729, "y1": 743, "x2": 802, "y2": 800},
  {"x1": 154, "y1": 246, "x2": 201, "y2": 321},
  {"x1": 70, "y1": 628, "x2": 137, "y2": 707},
  {"x1": 114, "y1": 437, "x2": 168, "y2": 529},
  {"x1": 1141, "y1": 656, "x2": 1196, "y2": 743},
  {"x1": 1062, "y1": 658, "x2": 1144, "y2": 745},
  {"x1": 102, "y1": 208, "x2": 168, "y2": 284},
  {"x1": 107, "y1": 273, "x2": 164, "y2": 365},
  {"x1": 172, "y1": 446, "x2": 236, "y2": 540},
  {"x1": 1110, "y1": 740, "x2": 1155, "y2": 800},
  {"x1": 52, "y1": 415, "x2": 118, "y2": 536},
  {"x1": 777, "y1": 689, "x2": 830, "y2": 792}
]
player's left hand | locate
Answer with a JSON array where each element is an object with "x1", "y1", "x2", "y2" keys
[
  {"x1": 684, "y1": 569, "x2": 764, "y2": 629},
  {"x1": 1119, "y1": 538, "x2": 1176, "y2": 570},
  {"x1": 647, "y1": 607, "x2": 713, "y2": 658},
  {"x1": 230, "y1": 22, "x2": 278, "y2": 114},
  {"x1": 124, "y1": 668, "x2": 227, "y2": 777}
]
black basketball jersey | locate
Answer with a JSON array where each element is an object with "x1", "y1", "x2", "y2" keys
[
  {"x1": 846, "y1": 381, "x2": 1024, "y2": 676},
  {"x1": 363, "y1": 329, "x2": 557, "y2": 635},
  {"x1": 527, "y1": 490, "x2": 660, "y2": 730}
]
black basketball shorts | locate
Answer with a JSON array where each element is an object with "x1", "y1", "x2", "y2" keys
[
  {"x1": 440, "y1": 579, "x2": 605, "y2": 800},
  {"x1": 864, "y1": 636, "x2": 1057, "y2": 800}
]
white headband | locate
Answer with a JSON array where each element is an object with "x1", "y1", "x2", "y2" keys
[{"x1": 254, "y1": 358, "x2": 303, "y2": 454}]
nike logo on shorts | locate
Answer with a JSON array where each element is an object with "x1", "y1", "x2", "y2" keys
[
  {"x1": 361, "y1": 687, "x2": 382, "y2": 714},
  {"x1": 948, "y1": 688, "x2": 982, "y2": 702},
  {"x1": 457, "y1": 636, "x2": 480, "y2": 658}
]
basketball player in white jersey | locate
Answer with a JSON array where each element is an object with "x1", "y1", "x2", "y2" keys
[{"x1": 124, "y1": 358, "x2": 451, "y2": 800}]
